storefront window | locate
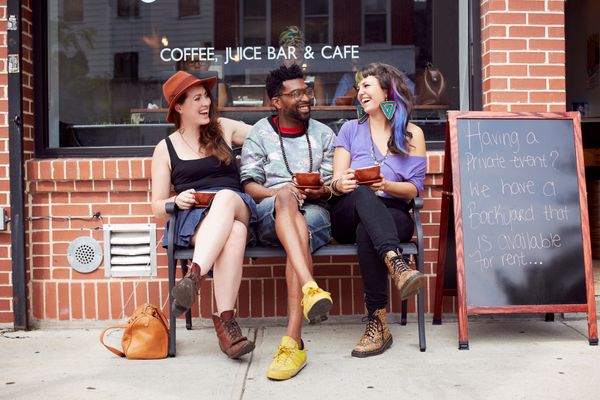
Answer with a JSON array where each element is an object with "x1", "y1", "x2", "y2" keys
[{"x1": 41, "y1": 0, "x2": 468, "y2": 153}]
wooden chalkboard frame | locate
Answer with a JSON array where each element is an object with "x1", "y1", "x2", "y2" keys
[{"x1": 447, "y1": 111, "x2": 598, "y2": 349}]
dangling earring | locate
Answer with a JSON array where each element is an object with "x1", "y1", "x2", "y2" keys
[
  {"x1": 380, "y1": 101, "x2": 396, "y2": 121},
  {"x1": 357, "y1": 104, "x2": 368, "y2": 124}
]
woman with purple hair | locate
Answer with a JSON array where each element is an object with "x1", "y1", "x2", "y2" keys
[{"x1": 328, "y1": 63, "x2": 426, "y2": 358}]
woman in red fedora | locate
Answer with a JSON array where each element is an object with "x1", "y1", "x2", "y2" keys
[{"x1": 151, "y1": 70, "x2": 256, "y2": 359}]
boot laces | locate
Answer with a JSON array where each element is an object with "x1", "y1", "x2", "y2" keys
[
  {"x1": 272, "y1": 345, "x2": 293, "y2": 364},
  {"x1": 300, "y1": 287, "x2": 322, "y2": 306},
  {"x1": 360, "y1": 314, "x2": 383, "y2": 341},
  {"x1": 223, "y1": 318, "x2": 243, "y2": 339},
  {"x1": 390, "y1": 255, "x2": 411, "y2": 274}
]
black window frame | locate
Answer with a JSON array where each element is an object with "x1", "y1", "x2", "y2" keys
[{"x1": 33, "y1": 0, "x2": 482, "y2": 158}]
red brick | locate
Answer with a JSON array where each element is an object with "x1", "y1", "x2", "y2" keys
[
  {"x1": 97, "y1": 282, "x2": 109, "y2": 320},
  {"x1": 51, "y1": 204, "x2": 91, "y2": 217},
  {"x1": 275, "y1": 278, "x2": 287, "y2": 317},
  {"x1": 84, "y1": 282, "x2": 96, "y2": 319},
  {"x1": 529, "y1": 39, "x2": 564, "y2": 51},
  {"x1": 105, "y1": 160, "x2": 117, "y2": 179},
  {"x1": 148, "y1": 281, "x2": 160, "y2": 309},
  {"x1": 250, "y1": 279, "x2": 262, "y2": 317},
  {"x1": 548, "y1": 52, "x2": 565, "y2": 64},
  {"x1": 93, "y1": 181, "x2": 111, "y2": 191},
  {"x1": 52, "y1": 160, "x2": 66, "y2": 180},
  {"x1": 340, "y1": 278, "x2": 353, "y2": 315},
  {"x1": 130, "y1": 160, "x2": 145, "y2": 179},
  {"x1": 110, "y1": 282, "x2": 123, "y2": 320},
  {"x1": 547, "y1": 0, "x2": 564, "y2": 12},
  {"x1": 353, "y1": 277, "x2": 365, "y2": 314},
  {"x1": 529, "y1": 91, "x2": 565, "y2": 103},
  {"x1": 32, "y1": 282, "x2": 44, "y2": 319},
  {"x1": 485, "y1": 12, "x2": 526, "y2": 25},
  {"x1": 91, "y1": 160, "x2": 104, "y2": 179},
  {"x1": 52, "y1": 268, "x2": 71, "y2": 280},
  {"x1": 121, "y1": 281, "x2": 135, "y2": 315},
  {"x1": 199, "y1": 279, "x2": 213, "y2": 318},
  {"x1": 45, "y1": 281, "x2": 57, "y2": 319},
  {"x1": 548, "y1": 26, "x2": 564, "y2": 38},
  {"x1": 109, "y1": 192, "x2": 149, "y2": 203},
  {"x1": 238, "y1": 280, "x2": 250, "y2": 318},
  {"x1": 116, "y1": 160, "x2": 130, "y2": 178},
  {"x1": 263, "y1": 279, "x2": 275, "y2": 317},
  {"x1": 510, "y1": 78, "x2": 546, "y2": 90},
  {"x1": 58, "y1": 282, "x2": 70, "y2": 320},
  {"x1": 71, "y1": 192, "x2": 109, "y2": 204},
  {"x1": 0, "y1": 312, "x2": 12, "y2": 323},
  {"x1": 487, "y1": 65, "x2": 528, "y2": 77},
  {"x1": 509, "y1": 51, "x2": 546, "y2": 64},
  {"x1": 488, "y1": 38, "x2": 527, "y2": 51},
  {"x1": 71, "y1": 283, "x2": 83, "y2": 319},
  {"x1": 508, "y1": 0, "x2": 545, "y2": 11},
  {"x1": 482, "y1": 25, "x2": 507, "y2": 40},
  {"x1": 112, "y1": 180, "x2": 131, "y2": 191},
  {"x1": 78, "y1": 160, "x2": 92, "y2": 180},
  {"x1": 528, "y1": 13, "x2": 563, "y2": 26},
  {"x1": 489, "y1": 91, "x2": 529, "y2": 103},
  {"x1": 134, "y1": 281, "x2": 148, "y2": 309}
]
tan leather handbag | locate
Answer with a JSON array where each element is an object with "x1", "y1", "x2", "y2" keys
[
  {"x1": 100, "y1": 303, "x2": 169, "y2": 359},
  {"x1": 415, "y1": 62, "x2": 447, "y2": 105}
]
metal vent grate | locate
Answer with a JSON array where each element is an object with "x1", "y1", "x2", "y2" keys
[
  {"x1": 67, "y1": 237, "x2": 103, "y2": 273},
  {"x1": 103, "y1": 224, "x2": 157, "y2": 277}
]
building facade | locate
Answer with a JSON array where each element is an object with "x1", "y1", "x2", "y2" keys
[{"x1": 1, "y1": 0, "x2": 592, "y2": 326}]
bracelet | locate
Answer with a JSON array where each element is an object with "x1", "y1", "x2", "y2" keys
[
  {"x1": 324, "y1": 186, "x2": 334, "y2": 201},
  {"x1": 329, "y1": 178, "x2": 343, "y2": 196}
]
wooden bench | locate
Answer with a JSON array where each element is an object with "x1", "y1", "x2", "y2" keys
[{"x1": 165, "y1": 197, "x2": 426, "y2": 357}]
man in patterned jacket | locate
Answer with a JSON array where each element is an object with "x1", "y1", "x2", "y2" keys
[{"x1": 241, "y1": 64, "x2": 335, "y2": 381}]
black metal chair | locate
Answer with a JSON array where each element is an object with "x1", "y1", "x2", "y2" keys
[{"x1": 165, "y1": 198, "x2": 426, "y2": 356}]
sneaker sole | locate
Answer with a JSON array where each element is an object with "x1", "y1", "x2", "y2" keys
[
  {"x1": 399, "y1": 273, "x2": 426, "y2": 300},
  {"x1": 267, "y1": 361, "x2": 307, "y2": 381},
  {"x1": 306, "y1": 298, "x2": 333, "y2": 324},
  {"x1": 227, "y1": 341, "x2": 256, "y2": 359},
  {"x1": 170, "y1": 277, "x2": 196, "y2": 309},
  {"x1": 351, "y1": 335, "x2": 393, "y2": 358}
]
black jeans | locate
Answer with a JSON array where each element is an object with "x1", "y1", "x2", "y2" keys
[{"x1": 331, "y1": 185, "x2": 414, "y2": 314}]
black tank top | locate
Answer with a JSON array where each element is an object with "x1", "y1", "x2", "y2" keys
[{"x1": 165, "y1": 137, "x2": 242, "y2": 193}]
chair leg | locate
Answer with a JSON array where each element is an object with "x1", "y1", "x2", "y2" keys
[
  {"x1": 186, "y1": 309, "x2": 192, "y2": 330},
  {"x1": 168, "y1": 259, "x2": 177, "y2": 357},
  {"x1": 401, "y1": 300, "x2": 408, "y2": 325},
  {"x1": 417, "y1": 286, "x2": 426, "y2": 352}
]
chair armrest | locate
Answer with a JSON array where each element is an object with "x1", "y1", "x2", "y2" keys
[{"x1": 165, "y1": 202, "x2": 177, "y2": 215}]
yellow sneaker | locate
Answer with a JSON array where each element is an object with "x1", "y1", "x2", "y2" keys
[
  {"x1": 266, "y1": 336, "x2": 307, "y2": 381},
  {"x1": 301, "y1": 281, "x2": 333, "y2": 323}
]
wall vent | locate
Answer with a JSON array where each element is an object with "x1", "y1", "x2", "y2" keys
[{"x1": 103, "y1": 224, "x2": 157, "y2": 277}]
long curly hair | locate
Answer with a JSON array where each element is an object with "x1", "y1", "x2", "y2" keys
[
  {"x1": 356, "y1": 63, "x2": 414, "y2": 155},
  {"x1": 172, "y1": 84, "x2": 231, "y2": 165}
]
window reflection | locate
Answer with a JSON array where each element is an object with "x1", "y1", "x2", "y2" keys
[{"x1": 47, "y1": 0, "x2": 460, "y2": 149}]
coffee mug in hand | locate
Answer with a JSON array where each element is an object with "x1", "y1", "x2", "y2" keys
[
  {"x1": 193, "y1": 191, "x2": 216, "y2": 207},
  {"x1": 355, "y1": 165, "x2": 381, "y2": 184},
  {"x1": 293, "y1": 172, "x2": 322, "y2": 188}
]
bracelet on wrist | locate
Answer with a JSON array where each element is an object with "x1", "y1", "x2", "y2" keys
[{"x1": 330, "y1": 178, "x2": 343, "y2": 196}]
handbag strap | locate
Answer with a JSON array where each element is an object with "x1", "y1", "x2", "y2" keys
[{"x1": 99, "y1": 324, "x2": 127, "y2": 358}]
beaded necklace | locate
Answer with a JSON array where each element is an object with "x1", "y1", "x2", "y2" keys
[{"x1": 275, "y1": 117, "x2": 313, "y2": 175}]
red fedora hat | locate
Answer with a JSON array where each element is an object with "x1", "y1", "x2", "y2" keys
[{"x1": 162, "y1": 71, "x2": 217, "y2": 123}]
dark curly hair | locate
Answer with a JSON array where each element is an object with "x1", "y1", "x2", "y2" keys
[{"x1": 265, "y1": 64, "x2": 304, "y2": 99}]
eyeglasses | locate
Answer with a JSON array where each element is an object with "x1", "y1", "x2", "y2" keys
[{"x1": 278, "y1": 87, "x2": 315, "y2": 101}]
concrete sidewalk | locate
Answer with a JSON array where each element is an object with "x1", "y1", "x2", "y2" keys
[{"x1": 1, "y1": 316, "x2": 599, "y2": 400}]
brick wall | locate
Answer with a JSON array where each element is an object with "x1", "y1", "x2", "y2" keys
[
  {"x1": 0, "y1": 1, "x2": 9, "y2": 322},
  {"x1": 0, "y1": 0, "x2": 568, "y2": 323},
  {"x1": 24, "y1": 155, "x2": 443, "y2": 321},
  {"x1": 481, "y1": 0, "x2": 566, "y2": 112}
]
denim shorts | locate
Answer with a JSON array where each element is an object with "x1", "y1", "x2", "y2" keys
[{"x1": 255, "y1": 195, "x2": 331, "y2": 253}]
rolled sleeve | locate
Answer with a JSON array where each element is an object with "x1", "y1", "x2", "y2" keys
[{"x1": 404, "y1": 156, "x2": 426, "y2": 195}]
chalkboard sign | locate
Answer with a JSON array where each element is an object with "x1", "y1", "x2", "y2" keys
[{"x1": 443, "y1": 111, "x2": 597, "y2": 349}]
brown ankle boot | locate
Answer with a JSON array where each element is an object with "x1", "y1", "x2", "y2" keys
[
  {"x1": 351, "y1": 309, "x2": 393, "y2": 358},
  {"x1": 212, "y1": 310, "x2": 255, "y2": 359},
  {"x1": 171, "y1": 262, "x2": 204, "y2": 316},
  {"x1": 384, "y1": 250, "x2": 425, "y2": 300}
]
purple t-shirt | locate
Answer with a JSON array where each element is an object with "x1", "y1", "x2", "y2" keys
[{"x1": 334, "y1": 119, "x2": 426, "y2": 197}]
